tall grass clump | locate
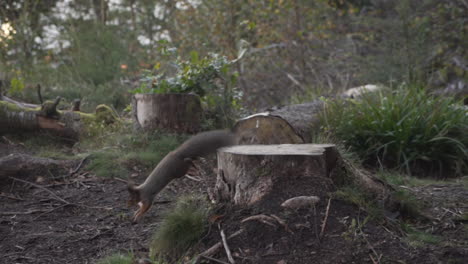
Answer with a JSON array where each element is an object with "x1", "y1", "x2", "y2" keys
[
  {"x1": 321, "y1": 85, "x2": 467, "y2": 177},
  {"x1": 150, "y1": 195, "x2": 211, "y2": 259}
]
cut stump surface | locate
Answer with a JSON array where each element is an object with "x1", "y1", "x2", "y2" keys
[{"x1": 215, "y1": 144, "x2": 337, "y2": 206}]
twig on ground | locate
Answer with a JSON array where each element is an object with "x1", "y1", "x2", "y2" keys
[
  {"x1": 219, "y1": 225, "x2": 236, "y2": 264},
  {"x1": 112, "y1": 177, "x2": 128, "y2": 184},
  {"x1": 320, "y1": 197, "x2": 332, "y2": 240},
  {"x1": 270, "y1": 214, "x2": 293, "y2": 234},
  {"x1": 0, "y1": 193, "x2": 25, "y2": 201},
  {"x1": 184, "y1": 174, "x2": 202, "y2": 182},
  {"x1": 1, "y1": 209, "x2": 51, "y2": 215},
  {"x1": 10, "y1": 177, "x2": 70, "y2": 205},
  {"x1": 241, "y1": 214, "x2": 277, "y2": 227},
  {"x1": 313, "y1": 205, "x2": 320, "y2": 242},
  {"x1": 33, "y1": 204, "x2": 71, "y2": 220},
  {"x1": 69, "y1": 155, "x2": 90, "y2": 176},
  {"x1": 200, "y1": 255, "x2": 230, "y2": 264},
  {"x1": 195, "y1": 229, "x2": 244, "y2": 263}
]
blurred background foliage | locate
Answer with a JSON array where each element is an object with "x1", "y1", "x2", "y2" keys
[{"x1": 0, "y1": 0, "x2": 466, "y2": 112}]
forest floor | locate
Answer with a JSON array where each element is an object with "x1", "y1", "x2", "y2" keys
[{"x1": 0, "y1": 138, "x2": 467, "y2": 264}]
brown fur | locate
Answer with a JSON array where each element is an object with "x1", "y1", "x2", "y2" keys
[{"x1": 127, "y1": 130, "x2": 236, "y2": 222}]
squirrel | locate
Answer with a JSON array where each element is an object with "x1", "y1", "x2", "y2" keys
[{"x1": 127, "y1": 130, "x2": 236, "y2": 222}]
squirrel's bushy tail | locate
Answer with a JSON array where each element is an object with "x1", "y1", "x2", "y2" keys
[{"x1": 176, "y1": 130, "x2": 236, "y2": 158}]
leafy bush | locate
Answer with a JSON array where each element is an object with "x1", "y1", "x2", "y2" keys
[
  {"x1": 133, "y1": 50, "x2": 243, "y2": 128},
  {"x1": 150, "y1": 195, "x2": 211, "y2": 259},
  {"x1": 321, "y1": 85, "x2": 467, "y2": 177}
]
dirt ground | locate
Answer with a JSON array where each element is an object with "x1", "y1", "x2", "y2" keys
[{"x1": 0, "y1": 141, "x2": 467, "y2": 264}]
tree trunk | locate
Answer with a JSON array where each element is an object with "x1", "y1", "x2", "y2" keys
[{"x1": 132, "y1": 93, "x2": 202, "y2": 134}]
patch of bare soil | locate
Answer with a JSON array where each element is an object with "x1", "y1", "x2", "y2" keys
[
  {"x1": 199, "y1": 176, "x2": 467, "y2": 264},
  {"x1": 0, "y1": 145, "x2": 207, "y2": 263},
  {"x1": 1, "y1": 143, "x2": 467, "y2": 264}
]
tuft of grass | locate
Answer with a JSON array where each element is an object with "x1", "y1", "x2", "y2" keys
[
  {"x1": 150, "y1": 195, "x2": 211, "y2": 259},
  {"x1": 377, "y1": 170, "x2": 446, "y2": 187},
  {"x1": 393, "y1": 189, "x2": 424, "y2": 219},
  {"x1": 95, "y1": 253, "x2": 133, "y2": 264},
  {"x1": 87, "y1": 151, "x2": 127, "y2": 178},
  {"x1": 403, "y1": 225, "x2": 442, "y2": 247},
  {"x1": 321, "y1": 84, "x2": 467, "y2": 177},
  {"x1": 334, "y1": 186, "x2": 384, "y2": 220}
]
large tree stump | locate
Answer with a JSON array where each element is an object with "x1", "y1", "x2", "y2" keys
[
  {"x1": 132, "y1": 93, "x2": 202, "y2": 133},
  {"x1": 215, "y1": 144, "x2": 395, "y2": 209},
  {"x1": 234, "y1": 100, "x2": 324, "y2": 144},
  {"x1": 215, "y1": 144, "x2": 337, "y2": 205}
]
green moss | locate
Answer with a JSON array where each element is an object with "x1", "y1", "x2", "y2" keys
[{"x1": 95, "y1": 104, "x2": 119, "y2": 124}]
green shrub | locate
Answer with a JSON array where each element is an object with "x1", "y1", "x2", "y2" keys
[
  {"x1": 150, "y1": 195, "x2": 211, "y2": 259},
  {"x1": 322, "y1": 84, "x2": 467, "y2": 177},
  {"x1": 133, "y1": 50, "x2": 242, "y2": 129}
]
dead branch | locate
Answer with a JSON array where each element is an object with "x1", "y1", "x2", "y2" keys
[
  {"x1": 69, "y1": 155, "x2": 89, "y2": 176},
  {"x1": 219, "y1": 226, "x2": 236, "y2": 264},
  {"x1": 196, "y1": 229, "x2": 244, "y2": 263},
  {"x1": 0, "y1": 193, "x2": 25, "y2": 201},
  {"x1": 241, "y1": 214, "x2": 277, "y2": 227},
  {"x1": 10, "y1": 177, "x2": 70, "y2": 205},
  {"x1": 270, "y1": 214, "x2": 293, "y2": 234},
  {"x1": 320, "y1": 198, "x2": 332, "y2": 240},
  {"x1": 200, "y1": 255, "x2": 230, "y2": 264}
]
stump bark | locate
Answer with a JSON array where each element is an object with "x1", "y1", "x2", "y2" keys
[
  {"x1": 215, "y1": 144, "x2": 337, "y2": 205},
  {"x1": 132, "y1": 93, "x2": 202, "y2": 133},
  {"x1": 215, "y1": 144, "x2": 395, "y2": 209},
  {"x1": 233, "y1": 100, "x2": 324, "y2": 144}
]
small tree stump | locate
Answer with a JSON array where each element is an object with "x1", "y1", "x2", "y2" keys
[
  {"x1": 215, "y1": 144, "x2": 337, "y2": 205},
  {"x1": 132, "y1": 93, "x2": 202, "y2": 133}
]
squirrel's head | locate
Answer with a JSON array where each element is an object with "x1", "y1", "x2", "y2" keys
[{"x1": 127, "y1": 182, "x2": 151, "y2": 223}]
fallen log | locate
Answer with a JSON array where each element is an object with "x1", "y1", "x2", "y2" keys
[
  {"x1": 0, "y1": 97, "x2": 118, "y2": 140},
  {"x1": 234, "y1": 100, "x2": 324, "y2": 144},
  {"x1": 233, "y1": 84, "x2": 384, "y2": 145},
  {"x1": 0, "y1": 153, "x2": 75, "y2": 179}
]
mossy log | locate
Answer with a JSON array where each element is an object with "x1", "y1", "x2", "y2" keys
[
  {"x1": 0, "y1": 98, "x2": 118, "y2": 140},
  {"x1": 216, "y1": 144, "x2": 395, "y2": 209},
  {"x1": 132, "y1": 93, "x2": 202, "y2": 133}
]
